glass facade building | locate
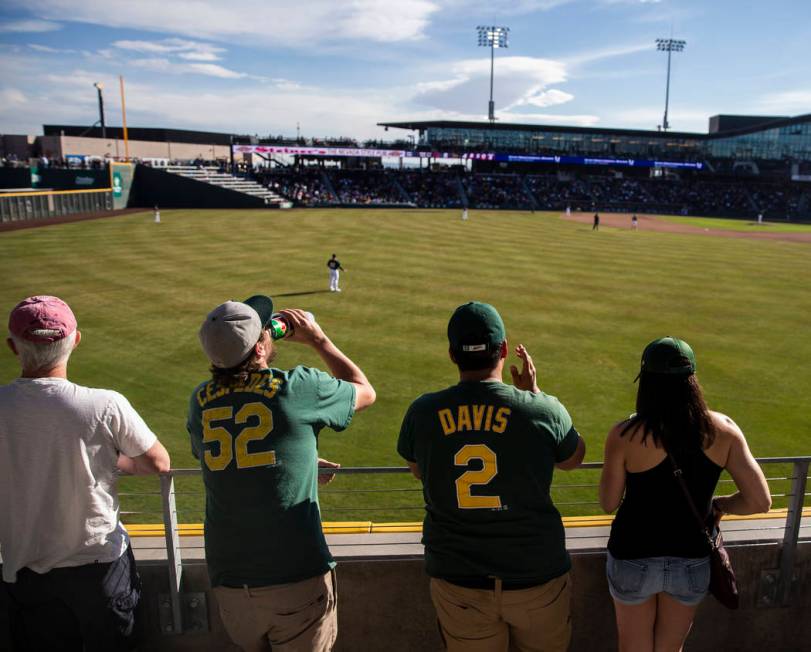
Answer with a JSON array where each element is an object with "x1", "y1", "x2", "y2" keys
[{"x1": 380, "y1": 114, "x2": 811, "y2": 162}]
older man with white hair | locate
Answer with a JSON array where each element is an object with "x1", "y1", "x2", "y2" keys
[{"x1": 0, "y1": 295, "x2": 170, "y2": 651}]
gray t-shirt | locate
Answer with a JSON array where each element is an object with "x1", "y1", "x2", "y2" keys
[{"x1": 0, "y1": 377, "x2": 157, "y2": 582}]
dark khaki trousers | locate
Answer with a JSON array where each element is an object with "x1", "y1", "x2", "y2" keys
[
  {"x1": 213, "y1": 569, "x2": 337, "y2": 652},
  {"x1": 430, "y1": 572, "x2": 572, "y2": 652}
]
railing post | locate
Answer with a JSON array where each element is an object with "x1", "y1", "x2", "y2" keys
[
  {"x1": 160, "y1": 473, "x2": 184, "y2": 633},
  {"x1": 778, "y1": 459, "x2": 808, "y2": 605}
]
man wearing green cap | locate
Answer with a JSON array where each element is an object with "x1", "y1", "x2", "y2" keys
[
  {"x1": 188, "y1": 295, "x2": 375, "y2": 652},
  {"x1": 398, "y1": 301, "x2": 586, "y2": 652}
]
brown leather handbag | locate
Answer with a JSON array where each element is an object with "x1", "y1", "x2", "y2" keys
[{"x1": 668, "y1": 453, "x2": 740, "y2": 609}]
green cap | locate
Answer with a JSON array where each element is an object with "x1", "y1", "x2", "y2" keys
[
  {"x1": 638, "y1": 337, "x2": 696, "y2": 377},
  {"x1": 447, "y1": 302, "x2": 506, "y2": 353}
]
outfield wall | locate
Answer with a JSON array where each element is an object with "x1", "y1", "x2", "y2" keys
[
  {"x1": 129, "y1": 164, "x2": 266, "y2": 209},
  {"x1": 23, "y1": 537, "x2": 802, "y2": 651}
]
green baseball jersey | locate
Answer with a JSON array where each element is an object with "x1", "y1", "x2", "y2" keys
[
  {"x1": 398, "y1": 379, "x2": 579, "y2": 583},
  {"x1": 187, "y1": 366, "x2": 355, "y2": 587}
]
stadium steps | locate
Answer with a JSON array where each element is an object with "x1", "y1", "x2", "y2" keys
[
  {"x1": 165, "y1": 166, "x2": 291, "y2": 207},
  {"x1": 521, "y1": 176, "x2": 540, "y2": 210},
  {"x1": 456, "y1": 174, "x2": 468, "y2": 208},
  {"x1": 392, "y1": 176, "x2": 412, "y2": 204},
  {"x1": 320, "y1": 170, "x2": 338, "y2": 199}
]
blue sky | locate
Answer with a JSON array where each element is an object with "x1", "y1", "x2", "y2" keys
[{"x1": 0, "y1": 0, "x2": 809, "y2": 141}]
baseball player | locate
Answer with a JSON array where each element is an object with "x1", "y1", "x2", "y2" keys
[
  {"x1": 593, "y1": 212, "x2": 600, "y2": 231},
  {"x1": 327, "y1": 254, "x2": 344, "y2": 292},
  {"x1": 154, "y1": 205, "x2": 161, "y2": 223},
  {"x1": 462, "y1": 207, "x2": 469, "y2": 221},
  {"x1": 189, "y1": 295, "x2": 375, "y2": 652},
  {"x1": 398, "y1": 301, "x2": 586, "y2": 652},
  {"x1": 631, "y1": 214, "x2": 638, "y2": 230}
]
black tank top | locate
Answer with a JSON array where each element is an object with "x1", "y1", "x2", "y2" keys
[{"x1": 607, "y1": 448, "x2": 722, "y2": 559}]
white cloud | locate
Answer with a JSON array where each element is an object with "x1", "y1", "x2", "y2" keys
[
  {"x1": 757, "y1": 90, "x2": 811, "y2": 114},
  {"x1": 441, "y1": 0, "x2": 574, "y2": 14},
  {"x1": 604, "y1": 106, "x2": 710, "y2": 132},
  {"x1": 599, "y1": 0, "x2": 663, "y2": 5},
  {"x1": 416, "y1": 56, "x2": 568, "y2": 114},
  {"x1": 178, "y1": 51, "x2": 220, "y2": 62},
  {"x1": 0, "y1": 88, "x2": 28, "y2": 105},
  {"x1": 520, "y1": 88, "x2": 574, "y2": 108},
  {"x1": 130, "y1": 57, "x2": 250, "y2": 79},
  {"x1": 113, "y1": 37, "x2": 225, "y2": 60},
  {"x1": 496, "y1": 110, "x2": 600, "y2": 126},
  {"x1": 0, "y1": 19, "x2": 61, "y2": 33},
  {"x1": 564, "y1": 42, "x2": 652, "y2": 66},
  {"x1": 10, "y1": 0, "x2": 440, "y2": 46}
]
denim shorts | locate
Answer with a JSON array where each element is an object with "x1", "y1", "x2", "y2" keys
[{"x1": 606, "y1": 551, "x2": 710, "y2": 606}]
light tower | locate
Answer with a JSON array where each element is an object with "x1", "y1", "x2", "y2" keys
[
  {"x1": 477, "y1": 25, "x2": 509, "y2": 123},
  {"x1": 656, "y1": 38, "x2": 685, "y2": 132},
  {"x1": 93, "y1": 81, "x2": 106, "y2": 139}
]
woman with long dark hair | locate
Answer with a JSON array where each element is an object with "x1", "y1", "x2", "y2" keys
[{"x1": 599, "y1": 337, "x2": 771, "y2": 652}]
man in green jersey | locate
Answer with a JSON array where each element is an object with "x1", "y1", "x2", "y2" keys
[
  {"x1": 188, "y1": 295, "x2": 375, "y2": 652},
  {"x1": 398, "y1": 301, "x2": 585, "y2": 652}
]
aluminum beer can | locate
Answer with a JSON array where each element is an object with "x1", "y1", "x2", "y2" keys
[{"x1": 269, "y1": 312, "x2": 315, "y2": 340}]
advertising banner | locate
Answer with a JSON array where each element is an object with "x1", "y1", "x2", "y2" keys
[
  {"x1": 233, "y1": 145, "x2": 407, "y2": 158},
  {"x1": 231, "y1": 145, "x2": 702, "y2": 169},
  {"x1": 109, "y1": 162, "x2": 134, "y2": 209}
]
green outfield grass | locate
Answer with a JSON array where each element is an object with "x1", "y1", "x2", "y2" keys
[
  {"x1": 1, "y1": 208, "x2": 809, "y2": 523},
  {"x1": 659, "y1": 215, "x2": 811, "y2": 232}
]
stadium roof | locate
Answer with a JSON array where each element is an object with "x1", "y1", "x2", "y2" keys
[
  {"x1": 44, "y1": 125, "x2": 236, "y2": 146},
  {"x1": 378, "y1": 113, "x2": 811, "y2": 141}
]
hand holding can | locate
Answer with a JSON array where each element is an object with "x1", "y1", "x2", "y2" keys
[
  {"x1": 269, "y1": 311, "x2": 315, "y2": 340},
  {"x1": 273, "y1": 309, "x2": 324, "y2": 346}
]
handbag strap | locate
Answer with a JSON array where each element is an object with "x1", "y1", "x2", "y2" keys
[{"x1": 666, "y1": 452, "x2": 716, "y2": 549}]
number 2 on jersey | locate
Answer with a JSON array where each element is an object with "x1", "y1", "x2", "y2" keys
[
  {"x1": 202, "y1": 402, "x2": 276, "y2": 471},
  {"x1": 454, "y1": 444, "x2": 502, "y2": 509}
]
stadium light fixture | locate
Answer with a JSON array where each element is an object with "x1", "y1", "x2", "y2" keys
[
  {"x1": 477, "y1": 25, "x2": 509, "y2": 123},
  {"x1": 656, "y1": 38, "x2": 686, "y2": 132},
  {"x1": 93, "y1": 82, "x2": 106, "y2": 139}
]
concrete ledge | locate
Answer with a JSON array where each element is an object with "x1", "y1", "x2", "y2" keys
[{"x1": 125, "y1": 541, "x2": 811, "y2": 651}]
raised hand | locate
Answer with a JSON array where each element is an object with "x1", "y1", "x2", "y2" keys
[{"x1": 510, "y1": 344, "x2": 540, "y2": 394}]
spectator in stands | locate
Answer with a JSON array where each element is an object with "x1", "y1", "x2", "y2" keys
[
  {"x1": 189, "y1": 296, "x2": 375, "y2": 652},
  {"x1": 599, "y1": 337, "x2": 771, "y2": 652},
  {"x1": 0, "y1": 295, "x2": 170, "y2": 651},
  {"x1": 398, "y1": 302, "x2": 586, "y2": 652}
]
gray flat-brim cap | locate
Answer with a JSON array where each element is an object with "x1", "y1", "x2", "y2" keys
[{"x1": 199, "y1": 300, "x2": 262, "y2": 369}]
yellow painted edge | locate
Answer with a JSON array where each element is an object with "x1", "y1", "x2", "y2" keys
[
  {"x1": 322, "y1": 521, "x2": 373, "y2": 535},
  {"x1": 125, "y1": 508, "x2": 811, "y2": 538},
  {"x1": 0, "y1": 188, "x2": 112, "y2": 198},
  {"x1": 371, "y1": 522, "x2": 423, "y2": 533}
]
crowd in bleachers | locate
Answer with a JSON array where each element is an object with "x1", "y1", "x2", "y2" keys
[
  {"x1": 463, "y1": 174, "x2": 530, "y2": 209},
  {"x1": 332, "y1": 170, "x2": 405, "y2": 204},
  {"x1": 255, "y1": 168, "x2": 811, "y2": 219},
  {"x1": 396, "y1": 171, "x2": 463, "y2": 208},
  {"x1": 261, "y1": 168, "x2": 337, "y2": 204}
]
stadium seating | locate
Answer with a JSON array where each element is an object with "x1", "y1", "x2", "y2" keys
[{"x1": 166, "y1": 165, "x2": 289, "y2": 206}]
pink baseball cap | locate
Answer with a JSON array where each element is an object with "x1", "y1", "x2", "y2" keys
[{"x1": 8, "y1": 295, "x2": 77, "y2": 343}]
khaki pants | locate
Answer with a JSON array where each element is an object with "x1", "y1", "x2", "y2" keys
[
  {"x1": 213, "y1": 569, "x2": 337, "y2": 652},
  {"x1": 430, "y1": 572, "x2": 571, "y2": 652}
]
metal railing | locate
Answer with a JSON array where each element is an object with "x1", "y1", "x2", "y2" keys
[
  {"x1": 121, "y1": 456, "x2": 809, "y2": 634},
  {"x1": 0, "y1": 188, "x2": 113, "y2": 222}
]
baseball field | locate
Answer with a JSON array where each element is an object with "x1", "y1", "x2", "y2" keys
[{"x1": 1, "y1": 208, "x2": 809, "y2": 524}]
